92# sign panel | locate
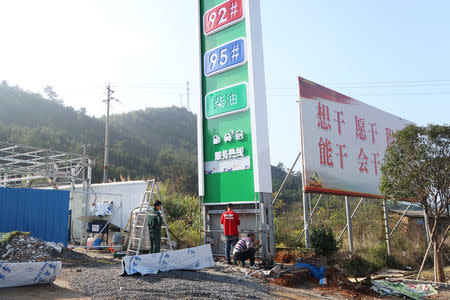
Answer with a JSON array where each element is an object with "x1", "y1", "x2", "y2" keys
[{"x1": 203, "y1": 0, "x2": 244, "y2": 36}]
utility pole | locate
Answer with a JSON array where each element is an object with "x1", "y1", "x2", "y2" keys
[
  {"x1": 103, "y1": 84, "x2": 117, "y2": 183},
  {"x1": 186, "y1": 81, "x2": 190, "y2": 111}
]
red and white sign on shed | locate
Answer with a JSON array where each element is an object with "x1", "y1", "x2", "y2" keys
[{"x1": 298, "y1": 77, "x2": 413, "y2": 198}]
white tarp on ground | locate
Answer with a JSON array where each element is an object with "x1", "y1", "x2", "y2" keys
[
  {"x1": 122, "y1": 244, "x2": 215, "y2": 276},
  {"x1": 0, "y1": 261, "x2": 62, "y2": 288}
]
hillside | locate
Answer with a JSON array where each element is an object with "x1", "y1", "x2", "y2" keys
[
  {"x1": 0, "y1": 82, "x2": 197, "y2": 193},
  {"x1": 0, "y1": 82, "x2": 299, "y2": 197}
]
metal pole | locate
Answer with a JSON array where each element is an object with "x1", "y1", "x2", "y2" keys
[
  {"x1": 382, "y1": 199, "x2": 391, "y2": 256},
  {"x1": 272, "y1": 151, "x2": 301, "y2": 205},
  {"x1": 423, "y1": 208, "x2": 435, "y2": 269},
  {"x1": 299, "y1": 194, "x2": 323, "y2": 239},
  {"x1": 103, "y1": 85, "x2": 111, "y2": 183},
  {"x1": 259, "y1": 192, "x2": 275, "y2": 266},
  {"x1": 345, "y1": 196, "x2": 354, "y2": 253},
  {"x1": 198, "y1": 196, "x2": 202, "y2": 245},
  {"x1": 390, "y1": 202, "x2": 413, "y2": 237},
  {"x1": 82, "y1": 180, "x2": 89, "y2": 246},
  {"x1": 423, "y1": 208, "x2": 431, "y2": 245},
  {"x1": 433, "y1": 239, "x2": 438, "y2": 281},
  {"x1": 338, "y1": 197, "x2": 364, "y2": 240},
  {"x1": 302, "y1": 191, "x2": 310, "y2": 248},
  {"x1": 202, "y1": 205, "x2": 207, "y2": 244},
  {"x1": 186, "y1": 81, "x2": 190, "y2": 111},
  {"x1": 120, "y1": 197, "x2": 123, "y2": 252}
]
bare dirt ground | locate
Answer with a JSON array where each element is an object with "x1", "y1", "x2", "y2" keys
[
  {"x1": 1, "y1": 249, "x2": 449, "y2": 300},
  {"x1": 0, "y1": 278, "x2": 89, "y2": 300}
]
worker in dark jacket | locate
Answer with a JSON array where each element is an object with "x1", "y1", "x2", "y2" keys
[{"x1": 148, "y1": 200, "x2": 163, "y2": 253}]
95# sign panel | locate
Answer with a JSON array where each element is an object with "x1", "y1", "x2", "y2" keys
[
  {"x1": 203, "y1": 0, "x2": 244, "y2": 36},
  {"x1": 204, "y1": 38, "x2": 247, "y2": 77}
]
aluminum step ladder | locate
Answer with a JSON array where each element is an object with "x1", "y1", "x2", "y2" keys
[{"x1": 126, "y1": 180, "x2": 173, "y2": 256}]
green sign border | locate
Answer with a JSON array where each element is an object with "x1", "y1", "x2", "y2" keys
[{"x1": 200, "y1": 0, "x2": 255, "y2": 204}]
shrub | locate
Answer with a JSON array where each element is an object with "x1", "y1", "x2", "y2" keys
[
  {"x1": 363, "y1": 241, "x2": 387, "y2": 270},
  {"x1": 309, "y1": 226, "x2": 340, "y2": 257},
  {"x1": 274, "y1": 201, "x2": 304, "y2": 248},
  {"x1": 343, "y1": 255, "x2": 377, "y2": 277},
  {"x1": 159, "y1": 182, "x2": 201, "y2": 248}
]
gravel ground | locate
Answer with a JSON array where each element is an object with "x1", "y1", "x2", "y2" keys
[{"x1": 60, "y1": 261, "x2": 278, "y2": 300}]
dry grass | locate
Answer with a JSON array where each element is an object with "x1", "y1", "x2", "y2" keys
[{"x1": 419, "y1": 266, "x2": 450, "y2": 282}]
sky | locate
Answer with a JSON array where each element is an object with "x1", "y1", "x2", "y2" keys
[{"x1": 0, "y1": 0, "x2": 449, "y2": 168}]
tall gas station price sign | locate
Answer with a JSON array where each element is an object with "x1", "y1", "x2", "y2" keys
[{"x1": 197, "y1": 0, "x2": 272, "y2": 204}]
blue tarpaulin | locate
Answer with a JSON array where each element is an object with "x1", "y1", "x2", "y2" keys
[{"x1": 295, "y1": 262, "x2": 326, "y2": 280}]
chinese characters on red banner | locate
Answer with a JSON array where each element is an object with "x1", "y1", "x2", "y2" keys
[
  {"x1": 315, "y1": 101, "x2": 393, "y2": 176},
  {"x1": 357, "y1": 148, "x2": 369, "y2": 174},
  {"x1": 334, "y1": 110, "x2": 345, "y2": 134},
  {"x1": 355, "y1": 116, "x2": 367, "y2": 141},
  {"x1": 319, "y1": 137, "x2": 333, "y2": 167},
  {"x1": 335, "y1": 144, "x2": 348, "y2": 169},
  {"x1": 385, "y1": 128, "x2": 395, "y2": 146},
  {"x1": 317, "y1": 102, "x2": 331, "y2": 130}
]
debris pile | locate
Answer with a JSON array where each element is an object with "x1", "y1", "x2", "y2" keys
[
  {"x1": 371, "y1": 280, "x2": 438, "y2": 299},
  {"x1": 273, "y1": 249, "x2": 315, "y2": 264},
  {"x1": 0, "y1": 233, "x2": 90, "y2": 265},
  {"x1": 324, "y1": 266, "x2": 355, "y2": 288},
  {"x1": 266, "y1": 266, "x2": 313, "y2": 287}
]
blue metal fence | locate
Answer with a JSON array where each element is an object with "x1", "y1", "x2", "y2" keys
[{"x1": 0, "y1": 187, "x2": 70, "y2": 246}]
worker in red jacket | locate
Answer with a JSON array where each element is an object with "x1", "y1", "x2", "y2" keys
[{"x1": 220, "y1": 203, "x2": 240, "y2": 265}]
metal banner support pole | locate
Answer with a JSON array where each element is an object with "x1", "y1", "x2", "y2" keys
[
  {"x1": 272, "y1": 151, "x2": 301, "y2": 205},
  {"x1": 390, "y1": 202, "x2": 413, "y2": 237},
  {"x1": 302, "y1": 191, "x2": 310, "y2": 248},
  {"x1": 382, "y1": 199, "x2": 391, "y2": 256},
  {"x1": 338, "y1": 197, "x2": 364, "y2": 240},
  {"x1": 299, "y1": 194, "x2": 323, "y2": 239},
  {"x1": 423, "y1": 208, "x2": 431, "y2": 245},
  {"x1": 345, "y1": 196, "x2": 354, "y2": 253}
]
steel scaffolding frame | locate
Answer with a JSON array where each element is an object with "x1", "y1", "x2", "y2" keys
[{"x1": 0, "y1": 141, "x2": 92, "y2": 188}]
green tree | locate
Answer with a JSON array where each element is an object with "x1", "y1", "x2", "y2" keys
[
  {"x1": 380, "y1": 124, "x2": 450, "y2": 282},
  {"x1": 43, "y1": 85, "x2": 63, "y2": 104}
]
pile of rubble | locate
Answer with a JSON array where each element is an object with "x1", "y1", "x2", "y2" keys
[{"x1": 0, "y1": 233, "x2": 90, "y2": 265}]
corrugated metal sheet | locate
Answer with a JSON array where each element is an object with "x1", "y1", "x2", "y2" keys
[{"x1": 0, "y1": 187, "x2": 70, "y2": 245}]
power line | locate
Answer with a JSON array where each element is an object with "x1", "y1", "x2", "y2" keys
[
  {"x1": 268, "y1": 83, "x2": 450, "y2": 91},
  {"x1": 267, "y1": 79, "x2": 450, "y2": 91},
  {"x1": 323, "y1": 79, "x2": 450, "y2": 85},
  {"x1": 267, "y1": 91, "x2": 450, "y2": 97}
]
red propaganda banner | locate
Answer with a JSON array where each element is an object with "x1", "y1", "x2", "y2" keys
[
  {"x1": 298, "y1": 77, "x2": 413, "y2": 198},
  {"x1": 203, "y1": 0, "x2": 244, "y2": 36}
]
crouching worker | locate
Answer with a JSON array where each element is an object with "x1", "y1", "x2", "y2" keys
[
  {"x1": 148, "y1": 200, "x2": 163, "y2": 253},
  {"x1": 232, "y1": 233, "x2": 260, "y2": 267}
]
